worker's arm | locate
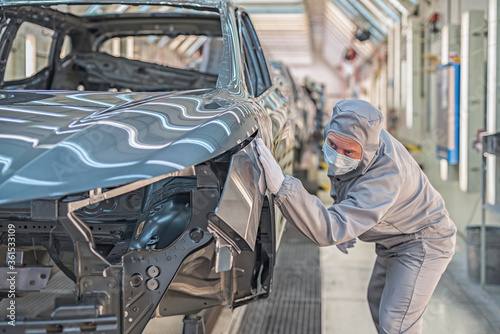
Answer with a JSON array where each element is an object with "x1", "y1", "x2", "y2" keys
[
  {"x1": 274, "y1": 176, "x2": 357, "y2": 245},
  {"x1": 256, "y1": 138, "x2": 402, "y2": 247}
]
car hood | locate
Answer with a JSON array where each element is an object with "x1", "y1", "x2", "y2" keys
[{"x1": 0, "y1": 89, "x2": 259, "y2": 204}]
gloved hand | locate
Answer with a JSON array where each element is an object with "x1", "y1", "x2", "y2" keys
[
  {"x1": 336, "y1": 238, "x2": 356, "y2": 254},
  {"x1": 255, "y1": 138, "x2": 285, "y2": 195}
]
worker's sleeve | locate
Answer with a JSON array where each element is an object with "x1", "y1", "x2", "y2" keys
[{"x1": 274, "y1": 170, "x2": 402, "y2": 246}]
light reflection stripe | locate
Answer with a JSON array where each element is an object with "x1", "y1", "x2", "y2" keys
[
  {"x1": 66, "y1": 93, "x2": 116, "y2": 107},
  {"x1": 20, "y1": 124, "x2": 80, "y2": 135},
  {"x1": 0, "y1": 117, "x2": 29, "y2": 123},
  {"x1": 231, "y1": 173, "x2": 253, "y2": 205},
  {"x1": 125, "y1": 109, "x2": 232, "y2": 134},
  {"x1": 175, "y1": 96, "x2": 206, "y2": 112},
  {"x1": 0, "y1": 106, "x2": 65, "y2": 118},
  {"x1": 0, "y1": 155, "x2": 12, "y2": 174},
  {"x1": 33, "y1": 122, "x2": 82, "y2": 135},
  {"x1": 54, "y1": 129, "x2": 81, "y2": 135},
  {"x1": 10, "y1": 175, "x2": 63, "y2": 186},
  {"x1": 32, "y1": 125, "x2": 60, "y2": 131},
  {"x1": 97, "y1": 120, "x2": 170, "y2": 150},
  {"x1": 148, "y1": 102, "x2": 214, "y2": 119},
  {"x1": 116, "y1": 94, "x2": 135, "y2": 103},
  {"x1": 220, "y1": 110, "x2": 241, "y2": 124},
  {"x1": 67, "y1": 120, "x2": 98, "y2": 128},
  {"x1": 59, "y1": 142, "x2": 138, "y2": 168},
  {"x1": 147, "y1": 102, "x2": 241, "y2": 123},
  {"x1": 32, "y1": 100, "x2": 95, "y2": 112},
  {"x1": 96, "y1": 120, "x2": 218, "y2": 152},
  {"x1": 125, "y1": 110, "x2": 198, "y2": 131},
  {"x1": 146, "y1": 160, "x2": 185, "y2": 170},
  {"x1": 171, "y1": 138, "x2": 215, "y2": 153},
  {"x1": 0, "y1": 134, "x2": 39, "y2": 147},
  {"x1": 107, "y1": 174, "x2": 152, "y2": 182},
  {"x1": 207, "y1": 119, "x2": 231, "y2": 135}
]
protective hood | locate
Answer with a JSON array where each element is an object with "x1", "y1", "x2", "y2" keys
[{"x1": 323, "y1": 99, "x2": 383, "y2": 179}]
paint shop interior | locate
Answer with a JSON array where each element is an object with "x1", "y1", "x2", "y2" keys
[{"x1": 0, "y1": 0, "x2": 499, "y2": 333}]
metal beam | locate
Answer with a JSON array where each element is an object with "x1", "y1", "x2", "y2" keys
[
  {"x1": 345, "y1": 0, "x2": 388, "y2": 35},
  {"x1": 371, "y1": 0, "x2": 400, "y2": 22},
  {"x1": 358, "y1": 0, "x2": 393, "y2": 27},
  {"x1": 330, "y1": 0, "x2": 384, "y2": 41},
  {"x1": 330, "y1": 0, "x2": 356, "y2": 21},
  {"x1": 385, "y1": 0, "x2": 409, "y2": 14}
]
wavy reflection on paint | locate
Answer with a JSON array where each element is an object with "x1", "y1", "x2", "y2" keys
[
  {"x1": 97, "y1": 120, "x2": 171, "y2": 150},
  {"x1": 170, "y1": 138, "x2": 215, "y2": 153},
  {"x1": 58, "y1": 142, "x2": 138, "y2": 168},
  {"x1": 124, "y1": 109, "x2": 231, "y2": 135},
  {"x1": 116, "y1": 94, "x2": 136, "y2": 103},
  {"x1": 31, "y1": 124, "x2": 81, "y2": 135},
  {"x1": 0, "y1": 117, "x2": 29, "y2": 123},
  {"x1": 124, "y1": 109, "x2": 199, "y2": 131},
  {"x1": 0, "y1": 155, "x2": 12, "y2": 174},
  {"x1": 0, "y1": 106, "x2": 65, "y2": 118},
  {"x1": 10, "y1": 175, "x2": 64, "y2": 186},
  {"x1": 149, "y1": 101, "x2": 242, "y2": 124},
  {"x1": 107, "y1": 174, "x2": 152, "y2": 182},
  {"x1": 148, "y1": 102, "x2": 212, "y2": 120},
  {"x1": 66, "y1": 93, "x2": 117, "y2": 108},
  {"x1": 96, "y1": 120, "x2": 216, "y2": 153},
  {"x1": 0, "y1": 134, "x2": 39, "y2": 147},
  {"x1": 146, "y1": 160, "x2": 185, "y2": 170},
  {"x1": 32, "y1": 100, "x2": 95, "y2": 112},
  {"x1": 207, "y1": 119, "x2": 231, "y2": 135}
]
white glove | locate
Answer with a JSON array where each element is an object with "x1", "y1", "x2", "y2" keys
[
  {"x1": 255, "y1": 138, "x2": 285, "y2": 195},
  {"x1": 336, "y1": 238, "x2": 356, "y2": 254}
]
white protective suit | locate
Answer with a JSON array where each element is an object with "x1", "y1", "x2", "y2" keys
[{"x1": 273, "y1": 100, "x2": 456, "y2": 333}]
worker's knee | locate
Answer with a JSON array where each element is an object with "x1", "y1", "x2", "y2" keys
[
  {"x1": 378, "y1": 308, "x2": 424, "y2": 334},
  {"x1": 378, "y1": 309, "x2": 404, "y2": 334}
]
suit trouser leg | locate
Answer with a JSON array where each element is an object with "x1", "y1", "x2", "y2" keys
[
  {"x1": 367, "y1": 255, "x2": 387, "y2": 332},
  {"x1": 368, "y1": 238, "x2": 454, "y2": 334}
]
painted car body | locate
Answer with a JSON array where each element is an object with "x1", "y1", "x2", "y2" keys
[
  {"x1": 0, "y1": 1, "x2": 295, "y2": 333},
  {"x1": 270, "y1": 60, "x2": 316, "y2": 160}
]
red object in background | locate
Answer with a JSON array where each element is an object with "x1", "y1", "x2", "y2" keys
[
  {"x1": 344, "y1": 48, "x2": 356, "y2": 62},
  {"x1": 429, "y1": 13, "x2": 440, "y2": 33},
  {"x1": 429, "y1": 13, "x2": 440, "y2": 22}
]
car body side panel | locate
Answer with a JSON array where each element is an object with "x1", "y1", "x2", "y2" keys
[{"x1": 214, "y1": 140, "x2": 264, "y2": 251}]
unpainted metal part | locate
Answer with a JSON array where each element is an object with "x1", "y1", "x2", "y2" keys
[{"x1": 0, "y1": 266, "x2": 52, "y2": 291}]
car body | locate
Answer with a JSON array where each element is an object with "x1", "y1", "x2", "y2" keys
[
  {"x1": 270, "y1": 60, "x2": 316, "y2": 161},
  {"x1": 0, "y1": 1, "x2": 295, "y2": 332}
]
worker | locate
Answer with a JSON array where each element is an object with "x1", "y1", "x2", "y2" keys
[{"x1": 255, "y1": 99, "x2": 456, "y2": 334}]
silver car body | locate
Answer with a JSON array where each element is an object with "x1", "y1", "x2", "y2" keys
[{"x1": 0, "y1": 1, "x2": 295, "y2": 332}]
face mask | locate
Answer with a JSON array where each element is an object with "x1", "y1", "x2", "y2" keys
[{"x1": 322, "y1": 142, "x2": 360, "y2": 175}]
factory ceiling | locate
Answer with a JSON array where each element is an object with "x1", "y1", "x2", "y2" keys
[{"x1": 236, "y1": 0, "x2": 418, "y2": 68}]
